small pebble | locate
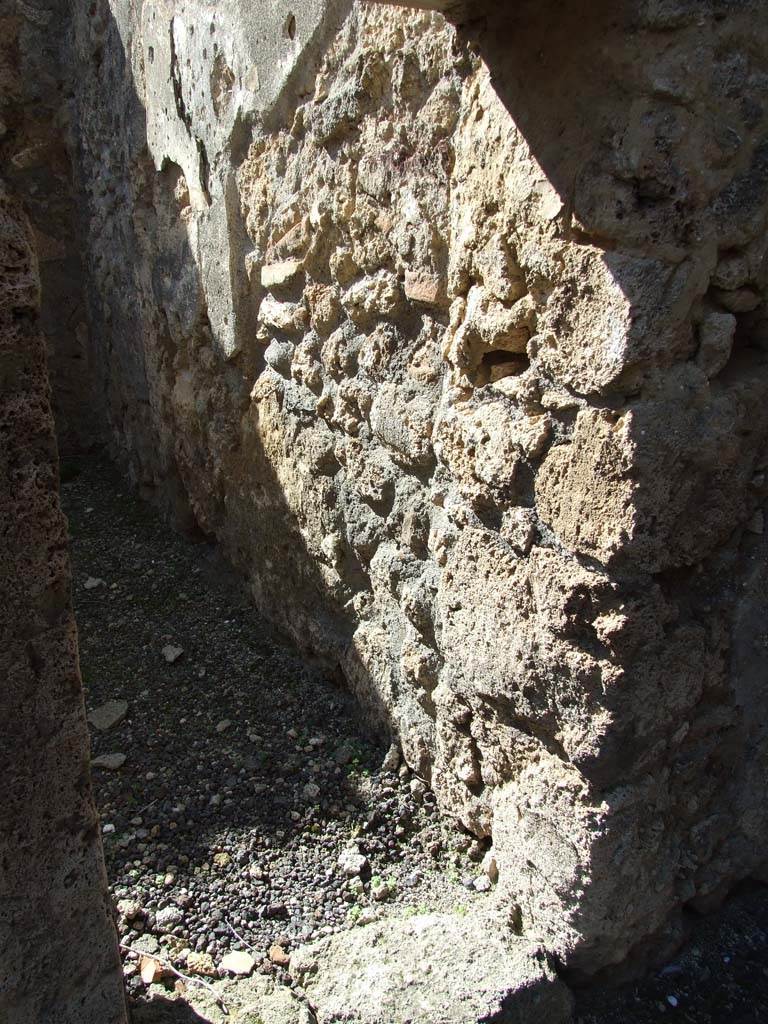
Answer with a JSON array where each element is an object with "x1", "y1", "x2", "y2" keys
[
  {"x1": 161, "y1": 644, "x2": 184, "y2": 664},
  {"x1": 337, "y1": 849, "x2": 369, "y2": 877}
]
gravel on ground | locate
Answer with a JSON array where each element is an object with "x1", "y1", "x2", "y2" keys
[{"x1": 63, "y1": 456, "x2": 490, "y2": 1006}]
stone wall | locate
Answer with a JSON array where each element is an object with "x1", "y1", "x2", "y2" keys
[
  {"x1": 0, "y1": 183, "x2": 126, "y2": 1022},
  {"x1": 69, "y1": 0, "x2": 768, "y2": 975},
  {"x1": 0, "y1": 0, "x2": 100, "y2": 452}
]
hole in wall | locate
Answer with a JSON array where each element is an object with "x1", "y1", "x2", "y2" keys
[
  {"x1": 730, "y1": 310, "x2": 764, "y2": 359},
  {"x1": 284, "y1": 13, "x2": 297, "y2": 40},
  {"x1": 473, "y1": 348, "x2": 531, "y2": 387},
  {"x1": 159, "y1": 158, "x2": 190, "y2": 210}
]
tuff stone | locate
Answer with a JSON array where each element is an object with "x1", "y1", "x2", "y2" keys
[
  {"x1": 261, "y1": 259, "x2": 305, "y2": 289},
  {"x1": 290, "y1": 912, "x2": 573, "y2": 1024},
  {"x1": 404, "y1": 269, "x2": 448, "y2": 308}
]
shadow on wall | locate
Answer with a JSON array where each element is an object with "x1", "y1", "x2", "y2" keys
[
  {"x1": 0, "y1": 0, "x2": 99, "y2": 452},
  {"x1": 61, "y1": 8, "x2": 397, "y2": 1016},
  {"x1": 0, "y1": 187, "x2": 127, "y2": 1021},
  {"x1": 472, "y1": 1, "x2": 768, "y2": 386},
  {"x1": 466, "y1": 0, "x2": 768, "y2": 979},
  {"x1": 73, "y1": 0, "x2": 395, "y2": 714},
  {"x1": 472, "y1": 0, "x2": 768, "y2": 557}
]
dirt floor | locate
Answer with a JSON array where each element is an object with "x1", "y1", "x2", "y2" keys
[{"x1": 62, "y1": 455, "x2": 768, "y2": 1023}]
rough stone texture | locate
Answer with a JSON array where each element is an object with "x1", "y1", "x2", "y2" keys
[
  {"x1": 289, "y1": 912, "x2": 573, "y2": 1023},
  {"x1": 0, "y1": 184, "x2": 127, "y2": 1020},
  {"x1": 0, "y1": 0, "x2": 98, "y2": 451},
  {"x1": 134, "y1": 973, "x2": 317, "y2": 1024},
  {"x1": 67, "y1": 0, "x2": 768, "y2": 978},
  {"x1": 370, "y1": 0, "x2": 485, "y2": 22}
]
